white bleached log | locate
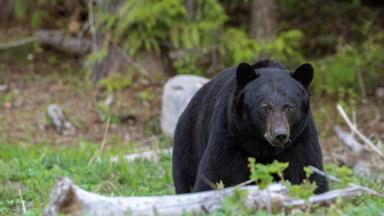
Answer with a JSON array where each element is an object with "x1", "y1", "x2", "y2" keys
[
  {"x1": 110, "y1": 148, "x2": 172, "y2": 163},
  {"x1": 44, "y1": 177, "x2": 373, "y2": 216}
]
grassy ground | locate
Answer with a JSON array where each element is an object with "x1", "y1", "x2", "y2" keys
[
  {"x1": 1, "y1": 142, "x2": 384, "y2": 215},
  {"x1": 0, "y1": 141, "x2": 174, "y2": 215},
  {"x1": 1, "y1": 31, "x2": 384, "y2": 215}
]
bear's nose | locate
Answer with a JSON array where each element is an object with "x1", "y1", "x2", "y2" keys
[
  {"x1": 274, "y1": 133, "x2": 288, "y2": 142},
  {"x1": 271, "y1": 130, "x2": 289, "y2": 145}
]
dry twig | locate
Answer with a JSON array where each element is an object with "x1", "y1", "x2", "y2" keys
[
  {"x1": 0, "y1": 37, "x2": 36, "y2": 50},
  {"x1": 88, "y1": 117, "x2": 111, "y2": 166}
]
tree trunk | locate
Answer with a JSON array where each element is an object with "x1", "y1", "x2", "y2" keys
[
  {"x1": 0, "y1": 0, "x2": 14, "y2": 23},
  {"x1": 249, "y1": 0, "x2": 277, "y2": 40}
]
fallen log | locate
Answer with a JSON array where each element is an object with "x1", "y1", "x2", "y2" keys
[
  {"x1": 34, "y1": 30, "x2": 91, "y2": 56},
  {"x1": 44, "y1": 177, "x2": 374, "y2": 216},
  {"x1": 110, "y1": 148, "x2": 172, "y2": 163}
]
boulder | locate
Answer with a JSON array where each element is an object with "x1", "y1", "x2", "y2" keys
[{"x1": 161, "y1": 75, "x2": 209, "y2": 137}]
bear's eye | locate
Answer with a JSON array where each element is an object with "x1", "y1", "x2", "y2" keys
[
  {"x1": 285, "y1": 104, "x2": 295, "y2": 112},
  {"x1": 260, "y1": 105, "x2": 271, "y2": 112}
]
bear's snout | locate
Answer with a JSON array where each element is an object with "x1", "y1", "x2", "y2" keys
[
  {"x1": 265, "y1": 112, "x2": 290, "y2": 148},
  {"x1": 271, "y1": 129, "x2": 290, "y2": 147}
]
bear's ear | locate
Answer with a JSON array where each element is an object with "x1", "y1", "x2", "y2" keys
[
  {"x1": 236, "y1": 63, "x2": 259, "y2": 88},
  {"x1": 292, "y1": 63, "x2": 313, "y2": 88}
]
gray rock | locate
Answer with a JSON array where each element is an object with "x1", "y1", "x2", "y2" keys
[
  {"x1": 0, "y1": 84, "x2": 8, "y2": 92},
  {"x1": 47, "y1": 104, "x2": 72, "y2": 134},
  {"x1": 161, "y1": 75, "x2": 209, "y2": 137}
]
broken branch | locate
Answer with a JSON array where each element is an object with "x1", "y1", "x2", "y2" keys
[{"x1": 336, "y1": 104, "x2": 383, "y2": 158}]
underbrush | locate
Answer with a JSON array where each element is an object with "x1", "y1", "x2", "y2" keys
[{"x1": 0, "y1": 142, "x2": 383, "y2": 215}]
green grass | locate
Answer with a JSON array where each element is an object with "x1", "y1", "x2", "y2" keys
[
  {"x1": 0, "y1": 141, "x2": 173, "y2": 215},
  {"x1": 0, "y1": 141, "x2": 383, "y2": 215}
]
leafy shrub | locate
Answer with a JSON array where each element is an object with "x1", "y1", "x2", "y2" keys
[
  {"x1": 98, "y1": 0, "x2": 227, "y2": 55},
  {"x1": 13, "y1": 0, "x2": 59, "y2": 28},
  {"x1": 313, "y1": 30, "x2": 384, "y2": 96},
  {"x1": 95, "y1": 0, "x2": 304, "y2": 77},
  {"x1": 248, "y1": 158, "x2": 288, "y2": 190}
]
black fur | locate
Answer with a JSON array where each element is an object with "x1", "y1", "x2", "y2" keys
[{"x1": 172, "y1": 60, "x2": 328, "y2": 194}]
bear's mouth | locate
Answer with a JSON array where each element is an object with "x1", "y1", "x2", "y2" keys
[
  {"x1": 264, "y1": 132, "x2": 290, "y2": 148},
  {"x1": 271, "y1": 140, "x2": 289, "y2": 148}
]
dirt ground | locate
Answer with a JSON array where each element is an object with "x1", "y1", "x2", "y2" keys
[{"x1": 0, "y1": 48, "x2": 164, "y2": 150}]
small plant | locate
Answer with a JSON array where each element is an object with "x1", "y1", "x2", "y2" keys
[
  {"x1": 98, "y1": 72, "x2": 134, "y2": 92},
  {"x1": 138, "y1": 90, "x2": 155, "y2": 102},
  {"x1": 248, "y1": 158, "x2": 288, "y2": 190},
  {"x1": 215, "y1": 189, "x2": 250, "y2": 216},
  {"x1": 285, "y1": 167, "x2": 316, "y2": 200},
  {"x1": 14, "y1": 0, "x2": 58, "y2": 28},
  {"x1": 248, "y1": 158, "x2": 316, "y2": 200}
]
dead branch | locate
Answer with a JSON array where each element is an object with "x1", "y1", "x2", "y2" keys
[
  {"x1": 336, "y1": 104, "x2": 384, "y2": 158},
  {"x1": 44, "y1": 177, "x2": 375, "y2": 216},
  {"x1": 309, "y1": 165, "x2": 341, "y2": 183},
  {"x1": 88, "y1": 117, "x2": 111, "y2": 166},
  {"x1": 0, "y1": 37, "x2": 36, "y2": 50},
  {"x1": 88, "y1": 0, "x2": 98, "y2": 52}
]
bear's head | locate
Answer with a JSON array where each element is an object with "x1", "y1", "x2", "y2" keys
[{"x1": 235, "y1": 61, "x2": 313, "y2": 149}]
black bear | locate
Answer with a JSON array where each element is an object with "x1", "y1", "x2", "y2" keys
[{"x1": 172, "y1": 59, "x2": 328, "y2": 194}]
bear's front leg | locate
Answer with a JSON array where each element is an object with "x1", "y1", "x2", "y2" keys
[{"x1": 192, "y1": 146, "x2": 250, "y2": 192}]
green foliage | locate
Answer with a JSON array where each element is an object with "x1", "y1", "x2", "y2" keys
[
  {"x1": 138, "y1": 90, "x2": 155, "y2": 102},
  {"x1": 96, "y1": 0, "x2": 305, "y2": 77},
  {"x1": 220, "y1": 29, "x2": 304, "y2": 67},
  {"x1": 99, "y1": 0, "x2": 226, "y2": 54},
  {"x1": 248, "y1": 158, "x2": 288, "y2": 190},
  {"x1": 85, "y1": 47, "x2": 109, "y2": 66},
  {"x1": 97, "y1": 0, "x2": 228, "y2": 76},
  {"x1": 98, "y1": 72, "x2": 134, "y2": 92},
  {"x1": 248, "y1": 158, "x2": 316, "y2": 200},
  {"x1": 13, "y1": 0, "x2": 58, "y2": 28},
  {"x1": 173, "y1": 52, "x2": 205, "y2": 75},
  {"x1": 219, "y1": 28, "x2": 260, "y2": 64},
  {"x1": 14, "y1": 0, "x2": 28, "y2": 19},
  {"x1": 313, "y1": 28, "x2": 384, "y2": 96},
  {"x1": 285, "y1": 167, "x2": 316, "y2": 200},
  {"x1": 324, "y1": 164, "x2": 357, "y2": 188},
  {"x1": 95, "y1": 101, "x2": 120, "y2": 124},
  {"x1": 215, "y1": 189, "x2": 250, "y2": 216}
]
